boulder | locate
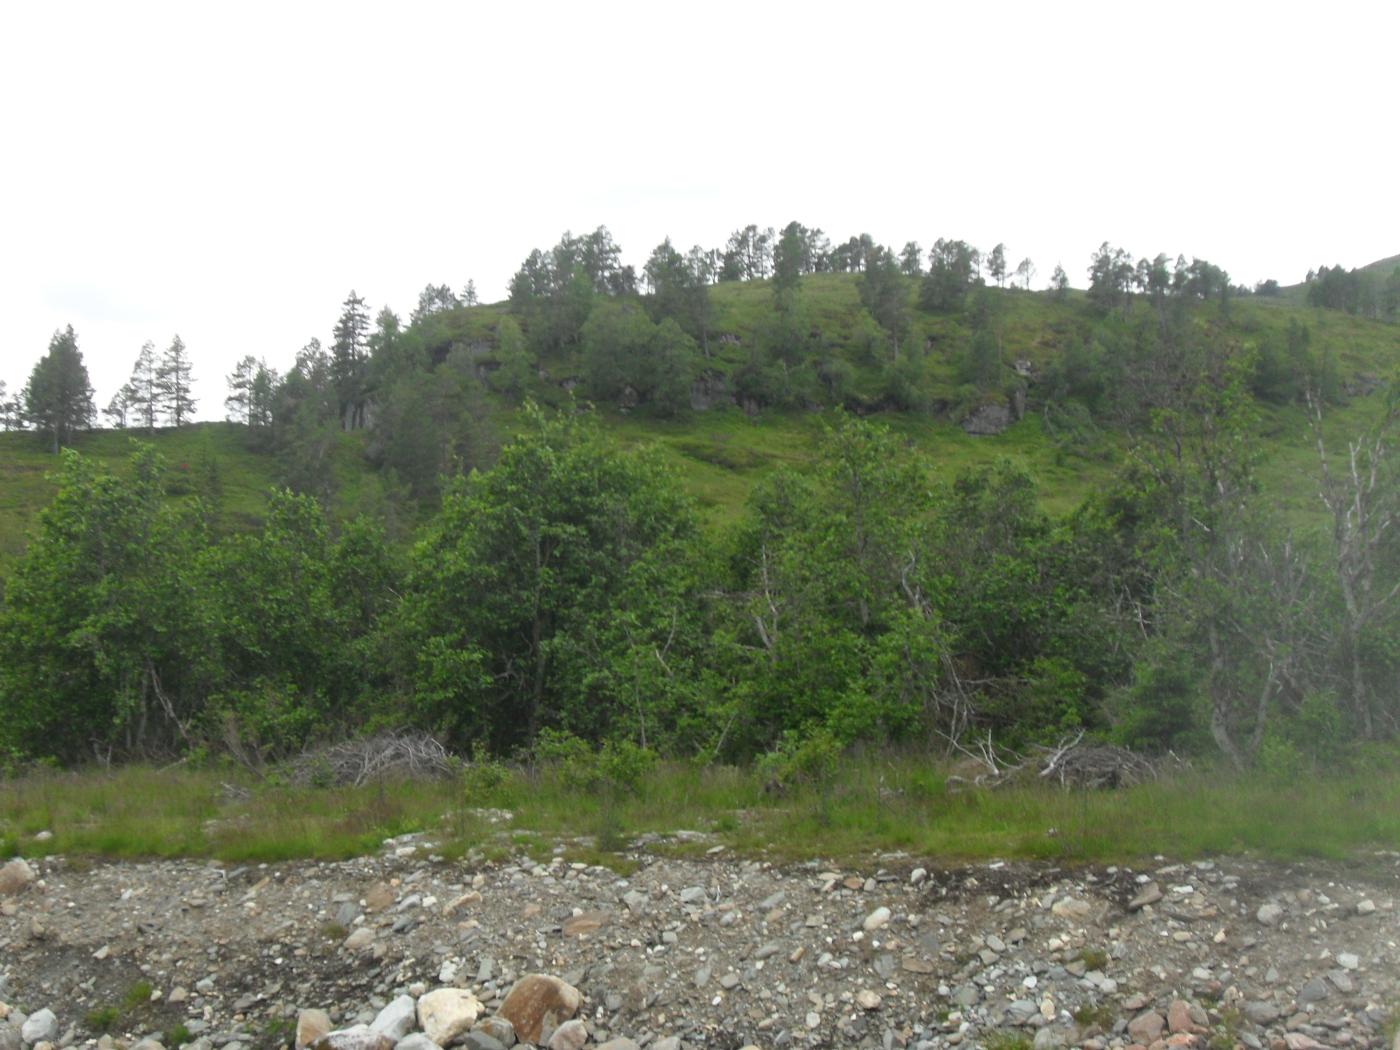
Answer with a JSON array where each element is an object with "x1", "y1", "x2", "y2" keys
[
  {"x1": 0, "y1": 860, "x2": 35, "y2": 897},
  {"x1": 497, "y1": 974, "x2": 581, "y2": 1045},
  {"x1": 416, "y1": 988, "x2": 482, "y2": 1046},
  {"x1": 21, "y1": 1009, "x2": 58, "y2": 1044},
  {"x1": 962, "y1": 402, "x2": 1012, "y2": 436}
]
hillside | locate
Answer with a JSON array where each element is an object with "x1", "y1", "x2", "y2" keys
[{"x1": 3, "y1": 274, "x2": 1399, "y2": 570}]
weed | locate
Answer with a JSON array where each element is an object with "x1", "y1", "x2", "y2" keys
[
  {"x1": 1072, "y1": 1002, "x2": 1115, "y2": 1029},
  {"x1": 122, "y1": 981, "x2": 154, "y2": 1011},
  {"x1": 164, "y1": 1023, "x2": 192, "y2": 1047},
  {"x1": 84, "y1": 1006, "x2": 120, "y2": 1033},
  {"x1": 320, "y1": 921, "x2": 348, "y2": 942},
  {"x1": 982, "y1": 1031, "x2": 1034, "y2": 1050},
  {"x1": 1076, "y1": 948, "x2": 1110, "y2": 971}
]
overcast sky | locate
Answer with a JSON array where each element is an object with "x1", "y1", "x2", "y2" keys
[{"x1": 2, "y1": 1, "x2": 1396, "y2": 419}]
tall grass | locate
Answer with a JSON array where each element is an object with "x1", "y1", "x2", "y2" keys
[{"x1": 4, "y1": 751, "x2": 1399, "y2": 866}]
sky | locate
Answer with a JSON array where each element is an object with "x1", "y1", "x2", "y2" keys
[{"x1": 2, "y1": 0, "x2": 1396, "y2": 420}]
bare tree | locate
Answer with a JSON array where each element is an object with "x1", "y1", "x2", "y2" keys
[{"x1": 1311, "y1": 393, "x2": 1400, "y2": 738}]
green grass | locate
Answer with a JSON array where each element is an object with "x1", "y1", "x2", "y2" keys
[{"x1": 4, "y1": 750, "x2": 1399, "y2": 867}]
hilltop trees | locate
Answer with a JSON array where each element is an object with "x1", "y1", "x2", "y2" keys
[
  {"x1": 920, "y1": 239, "x2": 981, "y2": 312},
  {"x1": 23, "y1": 326, "x2": 94, "y2": 452},
  {"x1": 226, "y1": 356, "x2": 278, "y2": 427}
]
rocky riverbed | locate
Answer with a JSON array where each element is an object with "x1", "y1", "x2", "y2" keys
[{"x1": 1, "y1": 837, "x2": 1398, "y2": 1050}]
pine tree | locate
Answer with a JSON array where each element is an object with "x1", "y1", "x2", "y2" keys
[
  {"x1": 156, "y1": 334, "x2": 197, "y2": 426},
  {"x1": 23, "y1": 325, "x2": 94, "y2": 452},
  {"x1": 225, "y1": 355, "x2": 257, "y2": 423},
  {"x1": 331, "y1": 291, "x2": 371, "y2": 429},
  {"x1": 124, "y1": 341, "x2": 161, "y2": 432}
]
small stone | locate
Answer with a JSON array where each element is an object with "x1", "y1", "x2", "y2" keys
[
  {"x1": 1295, "y1": 977, "x2": 1330, "y2": 1005},
  {"x1": 1128, "y1": 882, "x2": 1163, "y2": 911},
  {"x1": 497, "y1": 974, "x2": 581, "y2": 1045},
  {"x1": 1256, "y1": 902, "x2": 1284, "y2": 926},
  {"x1": 395, "y1": 1037, "x2": 440, "y2": 1050},
  {"x1": 1356, "y1": 899, "x2": 1376, "y2": 915},
  {"x1": 547, "y1": 1019, "x2": 588, "y2": 1050},
  {"x1": 910, "y1": 868, "x2": 928, "y2": 886},
  {"x1": 444, "y1": 891, "x2": 482, "y2": 916},
  {"x1": 310, "y1": 1024, "x2": 396, "y2": 1050},
  {"x1": 1336, "y1": 952, "x2": 1359, "y2": 970},
  {"x1": 1243, "y1": 1001, "x2": 1279, "y2": 1026},
  {"x1": 679, "y1": 886, "x2": 706, "y2": 904},
  {"x1": 596, "y1": 1041, "x2": 641, "y2": 1050},
  {"x1": 863, "y1": 906, "x2": 891, "y2": 931},
  {"x1": 856, "y1": 990, "x2": 882, "y2": 1011},
  {"x1": 653, "y1": 1039, "x2": 681, "y2": 1050},
  {"x1": 1032, "y1": 1027, "x2": 1066, "y2": 1050},
  {"x1": 469, "y1": 1015, "x2": 515, "y2": 1047},
  {"x1": 561, "y1": 911, "x2": 608, "y2": 937},
  {"x1": 1051, "y1": 897, "x2": 1092, "y2": 921},
  {"x1": 752, "y1": 942, "x2": 782, "y2": 960},
  {"x1": 297, "y1": 1009, "x2": 333, "y2": 1049},
  {"x1": 345, "y1": 927, "x2": 376, "y2": 952}
]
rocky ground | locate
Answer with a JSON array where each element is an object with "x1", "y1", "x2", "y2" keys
[{"x1": 1, "y1": 833, "x2": 1398, "y2": 1050}]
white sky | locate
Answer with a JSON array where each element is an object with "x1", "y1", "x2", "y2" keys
[{"x1": 2, "y1": 0, "x2": 1396, "y2": 419}]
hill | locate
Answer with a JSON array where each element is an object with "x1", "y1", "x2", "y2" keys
[{"x1": 3, "y1": 272, "x2": 1399, "y2": 571}]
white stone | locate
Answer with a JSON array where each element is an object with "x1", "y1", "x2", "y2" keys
[
  {"x1": 416, "y1": 988, "x2": 481, "y2": 1046},
  {"x1": 22, "y1": 1009, "x2": 58, "y2": 1044},
  {"x1": 370, "y1": 996, "x2": 418, "y2": 1041},
  {"x1": 862, "y1": 906, "x2": 891, "y2": 931}
]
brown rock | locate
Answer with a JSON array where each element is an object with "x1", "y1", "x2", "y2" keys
[
  {"x1": 363, "y1": 883, "x2": 395, "y2": 911},
  {"x1": 498, "y1": 974, "x2": 582, "y2": 1044},
  {"x1": 1127, "y1": 1010, "x2": 1165, "y2": 1045},
  {"x1": 561, "y1": 910, "x2": 610, "y2": 938},
  {"x1": 296, "y1": 1009, "x2": 332, "y2": 1049},
  {"x1": 1166, "y1": 1000, "x2": 1194, "y2": 1034}
]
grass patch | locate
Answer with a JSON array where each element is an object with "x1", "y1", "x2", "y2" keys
[
  {"x1": 84, "y1": 1006, "x2": 120, "y2": 1033},
  {"x1": 4, "y1": 747, "x2": 1400, "y2": 867}
]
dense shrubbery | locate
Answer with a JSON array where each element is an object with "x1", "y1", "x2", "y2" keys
[{"x1": 5, "y1": 367, "x2": 1399, "y2": 772}]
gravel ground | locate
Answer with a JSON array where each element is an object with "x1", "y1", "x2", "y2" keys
[{"x1": 2, "y1": 834, "x2": 1398, "y2": 1050}]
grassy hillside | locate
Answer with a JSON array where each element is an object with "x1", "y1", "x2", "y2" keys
[{"x1": 3, "y1": 276, "x2": 1399, "y2": 574}]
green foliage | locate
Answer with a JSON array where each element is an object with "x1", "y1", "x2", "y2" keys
[
  {"x1": 581, "y1": 302, "x2": 696, "y2": 415},
  {"x1": 402, "y1": 404, "x2": 699, "y2": 753},
  {"x1": 23, "y1": 325, "x2": 94, "y2": 452},
  {"x1": 0, "y1": 445, "x2": 212, "y2": 761}
]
